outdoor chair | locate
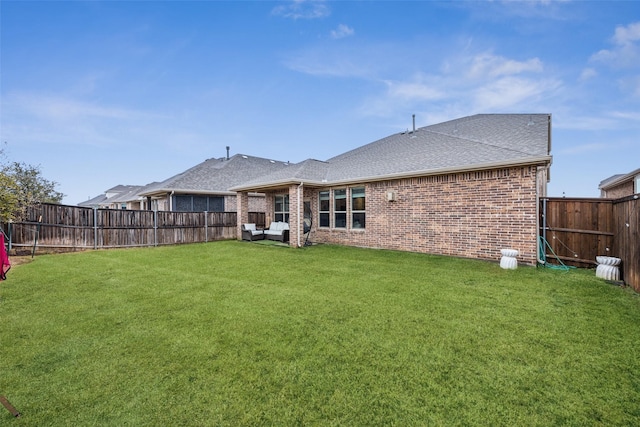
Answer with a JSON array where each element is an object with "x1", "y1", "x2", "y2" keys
[
  {"x1": 241, "y1": 223, "x2": 264, "y2": 241},
  {"x1": 263, "y1": 221, "x2": 290, "y2": 242}
]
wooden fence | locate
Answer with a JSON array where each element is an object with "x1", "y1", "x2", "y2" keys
[
  {"x1": 540, "y1": 196, "x2": 639, "y2": 292},
  {"x1": 2, "y1": 203, "x2": 266, "y2": 253}
]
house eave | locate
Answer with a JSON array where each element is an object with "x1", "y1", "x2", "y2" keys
[
  {"x1": 231, "y1": 156, "x2": 552, "y2": 192},
  {"x1": 138, "y1": 188, "x2": 235, "y2": 198},
  {"x1": 598, "y1": 168, "x2": 640, "y2": 190}
]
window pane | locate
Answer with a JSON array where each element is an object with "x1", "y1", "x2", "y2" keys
[
  {"x1": 335, "y1": 212, "x2": 347, "y2": 228},
  {"x1": 175, "y1": 196, "x2": 192, "y2": 212},
  {"x1": 209, "y1": 197, "x2": 224, "y2": 212},
  {"x1": 352, "y1": 187, "x2": 365, "y2": 211},
  {"x1": 351, "y1": 187, "x2": 365, "y2": 197},
  {"x1": 193, "y1": 196, "x2": 208, "y2": 212},
  {"x1": 352, "y1": 212, "x2": 366, "y2": 229},
  {"x1": 319, "y1": 191, "x2": 330, "y2": 212},
  {"x1": 334, "y1": 189, "x2": 346, "y2": 199},
  {"x1": 352, "y1": 197, "x2": 365, "y2": 211},
  {"x1": 335, "y1": 198, "x2": 346, "y2": 211},
  {"x1": 320, "y1": 213, "x2": 330, "y2": 227}
]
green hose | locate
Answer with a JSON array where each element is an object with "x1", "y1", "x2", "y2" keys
[{"x1": 538, "y1": 236, "x2": 574, "y2": 271}]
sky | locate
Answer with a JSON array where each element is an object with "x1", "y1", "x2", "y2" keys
[{"x1": 1, "y1": 0, "x2": 639, "y2": 205}]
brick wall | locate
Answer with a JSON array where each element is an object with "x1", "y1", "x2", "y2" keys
[
  {"x1": 307, "y1": 166, "x2": 541, "y2": 265},
  {"x1": 224, "y1": 194, "x2": 265, "y2": 212},
  {"x1": 601, "y1": 180, "x2": 635, "y2": 199}
]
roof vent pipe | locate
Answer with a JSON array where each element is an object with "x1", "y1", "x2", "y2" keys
[
  {"x1": 412, "y1": 114, "x2": 416, "y2": 133},
  {"x1": 226, "y1": 146, "x2": 230, "y2": 160}
]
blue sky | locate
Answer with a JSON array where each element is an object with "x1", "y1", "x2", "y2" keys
[{"x1": 1, "y1": 1, "x2": 639, "y2": 205}]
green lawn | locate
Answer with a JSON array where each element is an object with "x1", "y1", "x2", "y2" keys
[{"x1": 1, "y1": 241, "x2": 639, "y2": 426}]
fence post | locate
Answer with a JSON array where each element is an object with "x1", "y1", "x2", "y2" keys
[
  {"x1": 154, "y1": 209, "x2": 158, "y2": 247},
  {"x1": 93, "y1": 208, "x2": 98, "y2": 250},
  {"x1": 205, "y1": 211, "x2": 208, "y2": 243}
]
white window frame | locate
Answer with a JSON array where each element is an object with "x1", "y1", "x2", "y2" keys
[
  {"x1": 334, "y1": 189, "x2": 347, "y2": 228},
  {"x1": 351, "y1": 187, "x2": 365, "y2": 229}
]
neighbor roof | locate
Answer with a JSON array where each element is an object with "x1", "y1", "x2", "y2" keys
[
  {"x1": 232, "y1": 114, "x2": 552, "y2": 191},
  {"x1": 598, "y1": 168, "x2": 640, "y2": 190},
  {"x1": 78, "y1": 184, "x2": 144, "y2": 208},
  {"x1": 139, "y1": 154, "x2": 291, "y2": 197}
]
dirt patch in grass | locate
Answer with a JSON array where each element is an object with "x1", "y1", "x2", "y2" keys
[{"x1": 7, "y1": 255, "x2": 34, "y2": 266}]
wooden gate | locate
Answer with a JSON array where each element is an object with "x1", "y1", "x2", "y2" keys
[{"x1": 540, "y1": 196, "x2": 639, "y2": 292}]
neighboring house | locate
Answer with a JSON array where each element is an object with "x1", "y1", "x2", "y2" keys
[
  {"x1": 136, "y1": 154, "x2": 291, "y2": 212},
  {"x1": 78, "y1": 185, "x2": 145, "y2": 209},
  {"x1": 232, "y1": 114, "x2": 553, "y2": 266},
  {"x1": 599, "y1": 168, "x2": 640, "y2": 198}
]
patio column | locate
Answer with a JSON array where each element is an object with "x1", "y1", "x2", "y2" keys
[
  {"x1": 237, "y1": 191, "x2": 250, "y2": 241},
  {"x1": 289, "y1": 183, "x2": 302, "y2": 248}
]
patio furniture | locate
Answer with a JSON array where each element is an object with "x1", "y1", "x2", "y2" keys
[
  {"x1": 242, "y1": 223, "x2": 264, "y2": 241},
  {"x1": 264, "y1": 221, "x2": 290, "y2": 242}
]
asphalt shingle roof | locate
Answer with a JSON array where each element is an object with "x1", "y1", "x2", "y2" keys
[
  {"x1": 233, "y1": 114, "x2": 551, "y2": 190},
  {"x1": 139, "y1": 154, "x2": 290, "y2": 196}
]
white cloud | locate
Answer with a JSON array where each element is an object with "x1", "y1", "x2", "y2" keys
[
  {"x1": 473, "y1": 76, "x2": 559, "y2": 110},
  {"x1": 8, "y1": 93, "x2": 160, "y2": 122},
  {"x1": 558, "y1": 142, "x2": 607, "y2": 155},
  {"x1": 590, "y1": 21, "x2": 640, "y2": 68},
  {"x1": 1, "y1": 92, "x2": 168, "y2": 149},
  {"x1": 613, "y1": 21, "x2": 640, "y2": 45},
  {"x1": 579, "y1": 67, "x2": 597, "y2": 82},
  {"x1": 330, "y1": 24, "x2": 354, "y2": 39},
  {"x1": 383, "y1": 76, "x2": 446, "y2": 102},
  {"x1": 271, "y1": 0, "x2": 330, "y2": 20},
  {"x1": 468, "y1": 53, "x2": 543, "y2": 79}
]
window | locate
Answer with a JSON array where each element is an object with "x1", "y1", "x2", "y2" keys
[
  {"x1": 334, "y1": 189, "x2": 347, "y2": 228},
  {"x1": 319, "y1": 191, "x2": 330, "y2": 227},
  {"x1": 351, "y1": 187, "x2": 365, "y2": 229},
  {"x1": 635, "y1": 175, "x2": 640, "y2": 194},
  {"x1": 275, "y1": 194, "x2": 289, "y2": 223},
  {"x1": 174, "y1": 195, "x2": 224, "y2": 212}
]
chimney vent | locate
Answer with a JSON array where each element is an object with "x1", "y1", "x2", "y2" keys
[
  {"x1": 226, "y1": 146, "x2": 230, "y2": 160},
  {"x1": 412, "y1": 114, "x2": 415, "y2": 132}
]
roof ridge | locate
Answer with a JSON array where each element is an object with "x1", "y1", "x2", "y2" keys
[{"x1": 421, "y1": 128, "x2": 539, "y2": 157}]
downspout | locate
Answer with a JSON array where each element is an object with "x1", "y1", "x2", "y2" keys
[
  {"x1": 169, "y1": 191, "x2": 175, "y2": 211},
  {"x1": 536, "y1": 174, "x2": 547, "y2": 266},
  {"x1": 297, "y1": 182, "x2": 303, "y2": 248}
]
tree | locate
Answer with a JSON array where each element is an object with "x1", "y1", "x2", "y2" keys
[
  {"x1": 0, "y1": 165, "x2": 19, "y2": 223},
  {"x1": 0, "y1": 146, "x2": 65, "y2": 222}
]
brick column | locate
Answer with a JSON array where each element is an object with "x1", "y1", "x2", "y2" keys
[
  {"x1": 289, "y1": 184, "x2": 302, "y2": 248},
  {"x1": 237, "y1": 192, "x2": 249, "y2": 240}
]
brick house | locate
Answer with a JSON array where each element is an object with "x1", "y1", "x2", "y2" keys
[
  {"x1": 598, "y1": 168, "x2": 640, "y2": 198},
  {"x1": 137, "y1": 154, "x2": 290, "y2": 212},
  {"x1": 232, "y1": 114, "x2": 552, "y2": 266}
]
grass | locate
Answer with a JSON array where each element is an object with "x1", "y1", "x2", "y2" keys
[{"x1": 1, "y1": 241, "x2": 639, "y2": 426}]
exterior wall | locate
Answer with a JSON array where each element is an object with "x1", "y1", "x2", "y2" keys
[
  {"x1": 224, "y1": 194, "x2": 266, "y2": 212},
  {"x1": 308, "y1": 166, "x2": 541, "y2": 265},
  {"x1": 236, "y1": 192, "x2": 250, "y2": 240},
  {"x1": 601, "y1": 180, "x2": 635, "y2": 199}
]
